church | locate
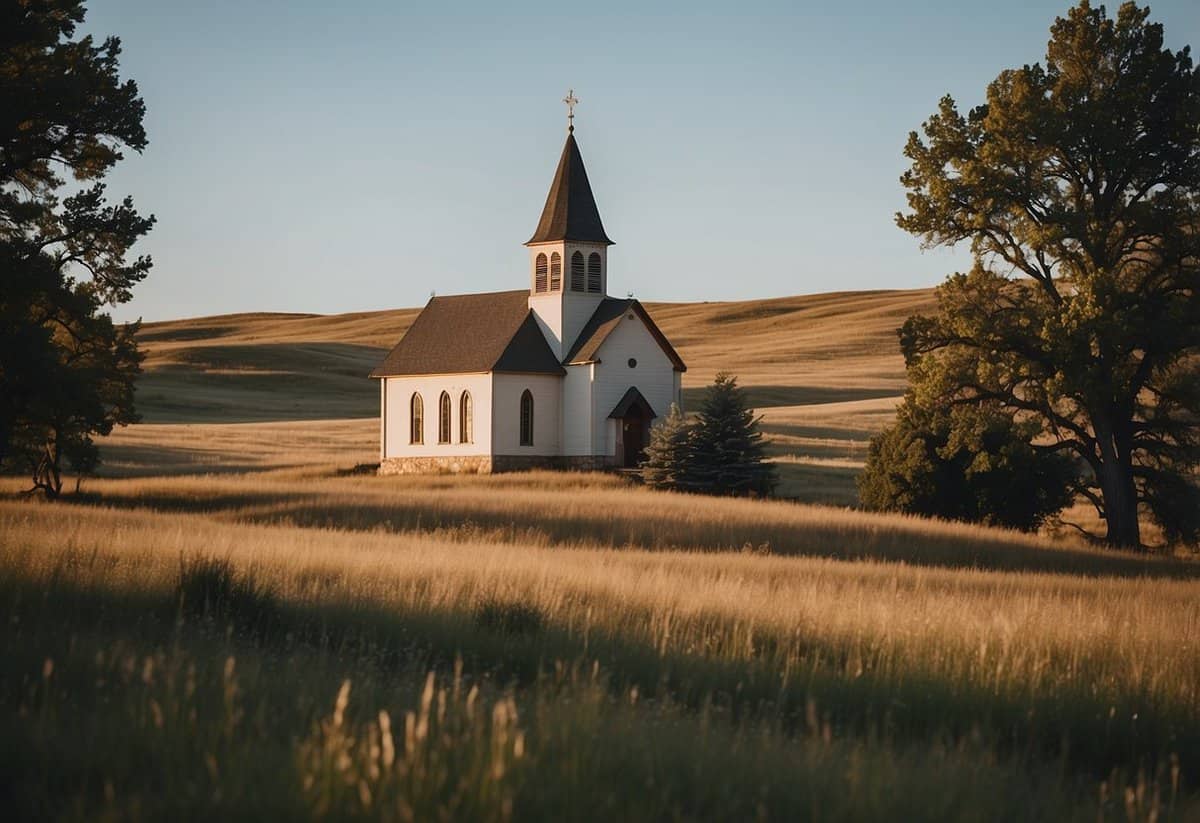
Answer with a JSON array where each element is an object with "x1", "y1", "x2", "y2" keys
[{"x1": 371, "y1": 101, "x2": 686, "y2": 474}]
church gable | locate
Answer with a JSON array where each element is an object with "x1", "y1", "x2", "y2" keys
[
  {"x1": 494, "y1": 313, "x2": 567, "y2": 375},
  {"x1": 565, "y1": 299, "x2": 686, "y2": 372}
]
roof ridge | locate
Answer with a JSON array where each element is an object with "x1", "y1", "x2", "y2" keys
[{"x1": 429, "y1": 288, "x2": 529, "y2": 302}]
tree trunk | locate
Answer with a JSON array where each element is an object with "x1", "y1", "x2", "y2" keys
[
  {"x1": 34, "y1": 439, "x2": 62, "y2": 500},
  {"x1": 1094, "y1": 417, "x2": 1141, "y2": 549}
]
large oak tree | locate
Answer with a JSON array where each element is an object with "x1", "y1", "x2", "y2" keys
[
  {"x1": 895, "y1": 1, "x2": 1199, "y2": 548},
  {"x1": 1, "y1": 0, "x2": 152, "y2": 496}
]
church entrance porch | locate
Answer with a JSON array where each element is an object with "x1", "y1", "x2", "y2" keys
[{"x1": 608, "y1": 387, "x2": 656, "y2": 469}]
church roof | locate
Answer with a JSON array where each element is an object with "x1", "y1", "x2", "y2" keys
[
  {"x1": 526, "y1": 133, "x2": 614, "y2": 247},
  {"x1": 369, "y1": 290, "x2": 565, "y2": 378},
  {"x1": 565, "y1": 298, "x2": 687, "y2": 372},
  {"x1": 607, "y1": 386, "x2": 657, "y2": 419}
]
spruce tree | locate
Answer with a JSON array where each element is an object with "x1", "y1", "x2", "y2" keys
[
  {"x1": 640, "y1": 403, "x2": 695, "y2": 491},
  {"x1": 689, "y1": 373, "x2": 776, "y2": 496}
]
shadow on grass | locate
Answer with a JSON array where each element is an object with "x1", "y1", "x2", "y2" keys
[
  {"x1": 60, "y1": 487, "x2": 1200, "y2": 580},
  {"x1": 681, "y1": 384, "x2": 900, "y2": 411},
  {"x1": 93, "y1": 442, "x2": 271, "y2": 477},
  {"x1": 771, "y1": 462, "x2": 860, "y2": 506},
  {"x1": 4, "y1": 564, "x2": 1197, "y2": 790},
  {"x1": 758, "y1": 420, "x2": 877, "y2": 442},
  {"x1": 133, "y1": 341, "x2": 386, "y2": 423}
]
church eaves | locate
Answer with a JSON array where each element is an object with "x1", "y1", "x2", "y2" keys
[{"x1": 526, "y1": 132, "x2": 614, "y2": 247}]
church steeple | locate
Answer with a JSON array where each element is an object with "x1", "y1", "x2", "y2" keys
[
  {"x1": 525, "y1": 93, "x2": 612, "y2": 359},
  {"x1": 525, "y1": 131, "x2": 614, "y2": 247}
]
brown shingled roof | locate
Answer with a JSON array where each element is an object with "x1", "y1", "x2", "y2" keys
[
  {"x1": 526, "y1": 133, "x2": 614, "y2": 246},
  {"x1": 369, "y1": 290, "x2": 565, "y2": 378},
  {"x1": 565, "y1": 298, "x2": 687, "y2": 372}
]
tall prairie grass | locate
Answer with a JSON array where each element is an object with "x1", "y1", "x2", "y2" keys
[
  {"x1": 2, "y1": 480, "x2": 1197, "y2": 819},
  {"x1": 28, "y1": 468, "x2": 1195, "y2": 574}
]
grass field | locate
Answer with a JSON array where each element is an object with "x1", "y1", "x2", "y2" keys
[{"x1": 3, "y1": 289, "x2": 1198, "y2": 820}]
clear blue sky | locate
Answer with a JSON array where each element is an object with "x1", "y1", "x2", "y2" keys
[{"x1": 86, "y1": 1, "x2": 1199, "y2": 322}]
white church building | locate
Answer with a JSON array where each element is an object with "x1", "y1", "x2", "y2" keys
[{"x1": 371, "y1": 111, "x2": 686, "y2": 474}]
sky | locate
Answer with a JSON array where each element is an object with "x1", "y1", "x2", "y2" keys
[{"x1": 84, "y1": 0, "x2": 1200, "y2": 323}]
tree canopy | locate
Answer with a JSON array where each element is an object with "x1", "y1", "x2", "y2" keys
[
  {"x1": 891, "y1": 1, "x2": 1199, "y2": 548},
  {"x1": 1, "y1": 0, "x2": 152, "y2": 496}
]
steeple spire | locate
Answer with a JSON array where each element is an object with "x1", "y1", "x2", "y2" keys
[{"x1": 526, "y1": 124, "x2": 613, "y2": 246}]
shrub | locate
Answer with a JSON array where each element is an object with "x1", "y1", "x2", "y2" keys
[{"x1": 858, "y1": 395, "x2": 1075, "y2": 531}]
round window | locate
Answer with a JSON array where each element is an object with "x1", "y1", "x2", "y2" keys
[{"x1": 627, "y1": 358, "x2": 637, "y2": 368}]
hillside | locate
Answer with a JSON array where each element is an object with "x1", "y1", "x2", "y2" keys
[{"x1": 114, "y1": 288, "x2": 935, "y2": 502}]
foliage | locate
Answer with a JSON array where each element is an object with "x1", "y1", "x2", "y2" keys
[
  {"x1": 896, "y1": 1, "x2": 1200, "y2": 548},
  {"x1": 859, "y1": 394, "x2": 1076, "y2": 531},
  {"x1": 639, "y1": 403, "x2": 695, "y2": 491},
  {"x1": 690, "y1": 373, "x2": 777, "y2": 496},
  {"x1": 641, "y1": 376, "x2": 776, "y2": 496},
  {"x1": 0, "y1": 0, "x2": 152, "y2": 496}
]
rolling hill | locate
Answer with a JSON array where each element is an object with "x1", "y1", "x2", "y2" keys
[{"x1": 110, "y1": 288, "x2": 936, "y2": 502}]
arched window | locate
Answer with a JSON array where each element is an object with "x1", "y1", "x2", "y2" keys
[
  {"x1": 550, "y1": 252, "x2": 562, "y2": 291},
  {"x1": 534, "y1": 253, "x2": 548, "y2": 293},
  {"x1": 570, "y1": 251, "x2": 585, "y2": 292},
  {"x1": 438, "y1": 391, "x2": 451, "y2": 444},
  {"x1": 519, "y1": 389, "x2": 534, "y2": 446},
  {"x1": 587, "y1": 253, "x2": 602, "y2": 293},
  {"x1": 459, "y1": 391, "x2": 473, "y2": 443},
  {"x1": 409, "y1": 393, "x2": 423, "y2": 444}
]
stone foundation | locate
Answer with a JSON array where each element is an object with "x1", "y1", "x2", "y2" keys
[
  {"x1": 378, "y1": 456, "x2": 493, "y2": 475},
  {"x1": 378, "y1": 454, "x2": 617, "y2": 476}
]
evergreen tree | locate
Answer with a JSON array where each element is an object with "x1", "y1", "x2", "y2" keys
[
  {"x1": 689, "y1": 373, "x2": 776, "y2": 496},
  {"x1": 1, "y1": 0, "x2": 152, "y2": 497},
  {"x1": 640, "y1": 403, "x2": 696, "y2": 491}
]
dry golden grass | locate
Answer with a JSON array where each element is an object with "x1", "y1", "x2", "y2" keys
[
  {"x1": 96, "y1": 419, "x2": 378, "y2": 476},
  {"x1": 2, "y1": 481, "x2": 1197, "y2": 818},
  {"x1": 21, "y1": 467, "x2": 1192, "y2": 575},
  {"x1": 6, "y1": 496, "x2": 1196, "y2": 677}
]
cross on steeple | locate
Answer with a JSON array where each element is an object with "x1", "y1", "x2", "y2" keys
[{"x1": 563, "y1": 88, "x2": 579, "y2": 133}]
